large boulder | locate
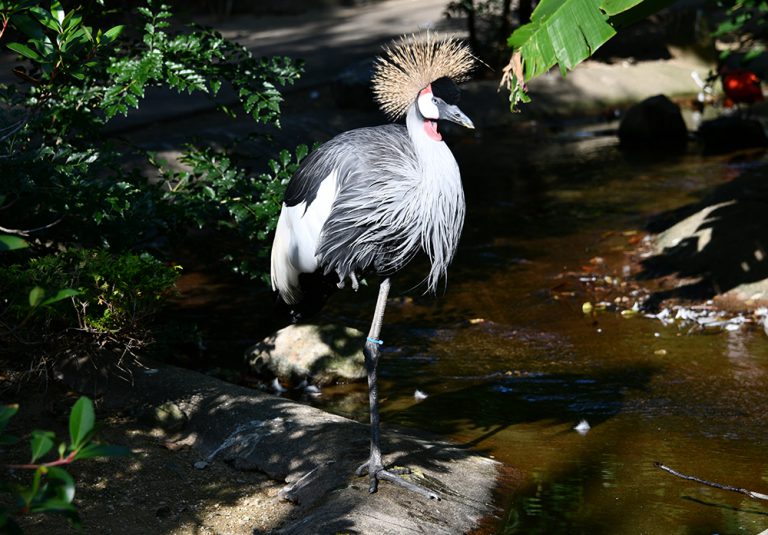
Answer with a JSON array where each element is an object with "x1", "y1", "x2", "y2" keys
[
  {"x1": 618, "y1": 94, "x2": 688, "y2": 151},
  {"x1": 247, "y1": 324, "x2": 367, "y2": 386}
]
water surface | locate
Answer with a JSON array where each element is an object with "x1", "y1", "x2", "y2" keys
[{"x1": 311, "y1": 123, "x2": 768, "y2": 534}]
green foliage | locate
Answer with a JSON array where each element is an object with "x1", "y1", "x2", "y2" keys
[
  {"x1": 501, "y1": 0, "x2": 768, "y2": 109},
  {"x1": 102, "y1": 3, "x2": 300, "y2": 125},
  {"x1": 0, "y1": 0, "x2": 304, "y2": 368},
  {"x1": 0, "y1": 236, "x2": 28, "y2": 252},
  {"x1": 712, "y1": 0, "x2": 768, "y2": 61},
  {"x1": 0, "y1": 405, "x2": 19, "y2": 446},
  {"x1": 152, "y1": 143, "x2": 308, "y2": 280},
  {"x1": 0, "y1": 397, "x2": 129, "y2": 532},
  {"x1": 0, "y1": 249, "x2": 180, "y2": 337},
  {"x1": 507, "y1": 0, "x2": 616, "y2": 79},
  {"x1": 5, "y1": 0, "x2": 122, "y2": 82},
  {"x1": 501, "y1": 0, "x2": 675, "y2": 108}
]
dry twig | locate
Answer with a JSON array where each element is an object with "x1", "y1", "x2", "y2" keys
[{"x1": 655, "y1": 462, "x2": 768, "y2": 501}]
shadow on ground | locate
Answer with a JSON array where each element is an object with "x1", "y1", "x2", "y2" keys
[{"x1": 73, "y1": 361, "x2": 500, "y2": 534}]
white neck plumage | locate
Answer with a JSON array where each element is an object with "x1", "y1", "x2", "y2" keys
[{"x1": 404, "y1": 103, "x2": 466, "y2": 293}]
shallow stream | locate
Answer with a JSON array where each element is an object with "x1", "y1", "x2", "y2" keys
[{"x1": 308, "y1": 123, "x2": 768, "y2": 534}]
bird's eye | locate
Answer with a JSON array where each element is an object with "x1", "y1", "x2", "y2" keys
[{"x1": 432, "y1": 97, "x2": 438, "y2": 104}]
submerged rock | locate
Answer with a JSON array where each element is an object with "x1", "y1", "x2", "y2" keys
[
  {"x1": 697, "y1": 116, "x2": 768, "y2": 155},
  {"x1": 618, "y1": 94, "x2": 688, "y2": 151},
  {"x1": 247, "y1": 324, "x2": 367, "y2": 385}
]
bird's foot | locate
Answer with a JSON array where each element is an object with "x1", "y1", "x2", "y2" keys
[
  {"x1": 336, "y1": 272, "x2": 360, "y2": 292},
  {"x1": 355, "y1": 460, "x2": 440, "y2": 500}
]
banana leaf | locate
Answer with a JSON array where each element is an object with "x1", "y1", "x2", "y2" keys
[{"x1": 504, "y1": 0, "x2": 675, "y2": 105}]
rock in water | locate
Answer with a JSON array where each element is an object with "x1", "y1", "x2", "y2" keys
[
  {"x1": 247, "y1": 324, "x2": 366, "y2": 385},
  {"x1": 697, "y1": 116, "x2": 768, "y2": 155},
  {"x1": 618, "y1": 94, "x2": 688, "y2": 152}
]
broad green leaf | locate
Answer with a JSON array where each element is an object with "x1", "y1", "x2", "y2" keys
[
  {"x1": 74, "y1": 443, "x2": 130, "y2": 460},
  {"x1": 82, "y1": 24, "x2": 93, "y2": 42},
  {"x1": 28, "y1": 6, "x2": 59, "y2": 31},
  {"x1": 28, "y1": 497, "x2": 78, "y2": 514},
  {"x1": 29, "y1": 466, "x2": 43, "y2": 496},
  {"x1": 745, "y1": 45, "x2": 766, "y2": 62},
  {"x1": 50, "y1": 0, "x2": 65, "y2": 26},
  {"x1": 9, "y1": 13, "x2": 44, "y2": 40},
  {"x1": 68, "y1": 397, "x2": 95, "y2": 450},
  {"x1": 28, "y1": 286, "x2": 45, "y2": 307},
  {"x1": 504, "y1": 0, "x2": 675, "y2": 110},
  {"x1": 45, "y1": 466, "x2": 76, "y2": 503},
  {"x1": 606, "y1": 0, "x2": 675, "y2": 28},
  {"x1": 0, "y1": 404, "x2": 18, "y2": 433},
  {"x1": 40, "y1": 288, "x2": 80, "y2": 307},
  {"x1": 0, "y1": 235, "x2": 28, "y2": 251},
  {"x1": 61, "y1": 11, "x2": 82, "y2": 32},
  {"x1": 508, "y1": 0, "x2": 616, "y2": 79},
  {"x1": 102, "y1": 25, "x2": 124, "y2": 44},
  {"x1": 600, "y1": 0, "x2": 644, "y2": 16},
  {"x1": 30, "y1": 430, "x2": 55, "y2": 463},
  {"x1": 296, "y1": 144, "x2": 309, "y2": 161},
  {"x1": 6, "y1": 42, "x2": 42, "y2": 61},
  {"x1": 35, "y1": 35, "x2": 56, "y2": 59}
]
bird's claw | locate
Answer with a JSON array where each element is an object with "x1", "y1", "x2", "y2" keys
[
  {"x1": 336, "y1": 272, "x2": 360, "y2": 291},
  {"x1": 356, "y1": 460, "x2": 439, "y2": 500}
]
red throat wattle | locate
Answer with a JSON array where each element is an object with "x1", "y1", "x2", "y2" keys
[
  {"x1": 419, "y1": 85, "x2": 442, "y2": 141},
  {"x1": 424, "y1": 120, "x2": 442, "y2": 141}
]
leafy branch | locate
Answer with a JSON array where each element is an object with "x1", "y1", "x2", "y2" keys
[
  {"x1": 0, "y1": 397, "x2": 129, "y2": 533},
  {"x1": 1, "y1": 0, "x2": 306, "y2": 379},
  {"x1": 151, "y1": 143, "x2": 309, "y2": 280},
  {"x1": 102, "y1": 2, "x2": 301, "y2": 124},
  {"x1": 499, "y1": 0, "x2": 675, "y2": 109}
]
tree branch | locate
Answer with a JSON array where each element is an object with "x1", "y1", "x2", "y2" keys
[
  {"x1": 0, "y1": 217, "x2": 63, "y2": 236},
  {"x1": 0, "y1": 112, "x2": 29, "y2": 143},
  {"x1": 655, "y1": 462, "x2": 768, "y2": 501}
]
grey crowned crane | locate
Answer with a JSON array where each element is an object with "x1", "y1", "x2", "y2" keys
[{"x1": 270, "y1": 33, "x2": 475, "y2": 500}]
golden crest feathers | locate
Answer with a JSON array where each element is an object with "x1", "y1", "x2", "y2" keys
[{"x1": 371, "y1": 32, "x2": 475, "y2": 120}]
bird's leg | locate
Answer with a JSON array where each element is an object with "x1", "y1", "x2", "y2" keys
[
  {"x1": 349, "y1": 272, "x2": 360, "y2": 292},
  {"x1": 354, "y1": 278, "x2": 439, "y2": 500},
  {"x1": 336, "y1": 269, "x2": 346, "y2": 289}
]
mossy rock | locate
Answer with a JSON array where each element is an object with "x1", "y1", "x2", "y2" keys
[{"x1": 246, "y1": 324, "x2": 366, "y2": 385}]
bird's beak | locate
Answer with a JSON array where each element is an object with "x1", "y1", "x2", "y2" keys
[{"x1": 441, "y1": 103, "x2": 475, "y2": 129}]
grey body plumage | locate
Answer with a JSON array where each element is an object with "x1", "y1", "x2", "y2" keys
[
  {"x1": 275, "y1": 108, "x2": 464, "y2": 300},
  {"x1": 269, "y1": 33, "x2": 475, "y2": 500}
]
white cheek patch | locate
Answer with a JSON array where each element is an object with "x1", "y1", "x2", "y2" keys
[{"x1": 417, "y1": 91, "x2": 440, "y2": 120}]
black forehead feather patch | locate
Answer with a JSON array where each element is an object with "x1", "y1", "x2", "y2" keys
[{"x1": 431, "y1": 76, "x2": 460, "y2": 105}]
